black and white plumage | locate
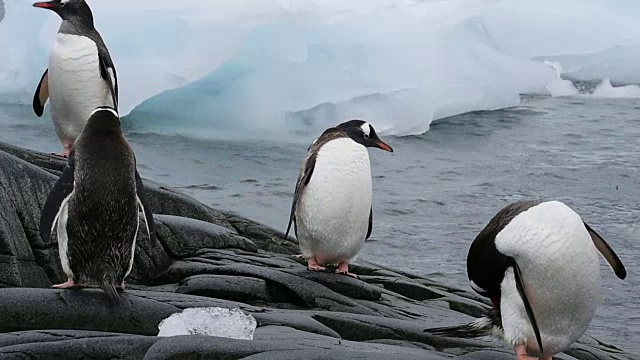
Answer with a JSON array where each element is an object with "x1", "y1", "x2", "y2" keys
[
  {"x1": 285, "y1": 120, "x2": 393, "y2": 277},
  {"x1": 33, "y1": 0, "x2": 118, "y2": 157},
  {"x1": 39, "y1": 107, "x2": 153, "y2": 303},
  {"x1": 425, "y1": 200, "x2": 626, "y2": 360}
]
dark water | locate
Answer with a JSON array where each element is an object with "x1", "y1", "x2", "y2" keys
[{"x1": 0, "y1": 95, "x2": 638, "y2": 354}]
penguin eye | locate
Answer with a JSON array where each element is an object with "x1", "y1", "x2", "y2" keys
[{"x1": 363, "y1": 133, "x2": 370, "y2": 139}]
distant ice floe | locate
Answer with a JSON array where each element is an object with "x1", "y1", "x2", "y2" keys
[
  {"x1": 157, "y1": 307, "x2": 257, "y2": 340},
  {"x1": 591, "y1": 78, "x2": 640, "y2": 99}
]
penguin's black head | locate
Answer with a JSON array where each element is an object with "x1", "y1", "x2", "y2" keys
[
  {"x1": 84, "y1": 106, "x2": 122, "y2": 135},
  {"x1": 337, "y1": 119, "x2": 394, "y2": 152},
  {"x1": 33, "y1": 0, "x2": 93, "y2": 23}
]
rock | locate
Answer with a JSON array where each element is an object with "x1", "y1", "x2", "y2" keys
[
  {"x1": 0, "y1": 330, "x2": 158, "y2": 360},
  {"x1": 0, "y1": 288, "x2": 179, "y2": 335},
  {"x1": 251, "y1": 312, "x2": 340, "y2": 338},
  {"x1": 204, "y1": 263, "x2": 379, "y2": 314},
  {"x1": 455, "y1": 350, "x2": 514, "y2": 360},
  {"x1": 0, "y1": 143, "x2": 635, "y2": 360},
  {"x1": 177, "y1": 274, "x2": 270, "y2": 303},
  {"x1": 154, "y1": 214, "x2": 259, "y2": 256},
  {"x1": 142, "y1": 328, "x2": 448, "y2": 360},
  {"x1": 283, "y1": 268, "x2": 382, "y2": 301}
]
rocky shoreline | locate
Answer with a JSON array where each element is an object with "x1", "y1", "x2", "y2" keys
[{"x1": 0, "y1": 141, "x2": 635, "y2": 360}]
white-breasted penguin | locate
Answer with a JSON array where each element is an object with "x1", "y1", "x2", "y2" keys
[
  {"x1": 424, "y1": 200, "x2": 626, "y2": 360},
  {"x1": 285, "y1": 120, "x2": 393, "y2": 277},
  {"x1": 39, "y1": 106, "x2": 154, "y2": 303},
  {"x1": 33, "y1": 0, "x2": 118, "y2": 157}
]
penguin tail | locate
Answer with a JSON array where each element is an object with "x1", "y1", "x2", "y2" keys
[
  {"x1": 424, "y1": 317, "x2": 494, "y2": 338},
  {"x1": 98, "y1": 273, "x2": 121, "y2": 305}
]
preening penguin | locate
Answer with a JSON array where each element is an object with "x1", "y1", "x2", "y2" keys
[
  {"x1": 39, "y1": 106, "x2": 154, "y2": 303},
  {"x1": 424, "y1": 200, "x2": 626, "y2": 360},
  {"x1": 285, "y1": 120, "x2": 393, "y2": 277},
  {"x1": 33, "y1": 0, "x2": 118, "y2": 157}
]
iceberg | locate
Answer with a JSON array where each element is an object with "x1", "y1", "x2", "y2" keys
[
  {"x1": 157, "y1": 307, "x2": 257, "y2": 340},
  {"x1": 2, "y1": 0, "x2": 640, "y2": 136},
  {"x1": 591, "y1": 78, "x2": 640, "y2": 99},
  {"x1": 536, "y1": 46, "x2": 640, "y2": 85}
]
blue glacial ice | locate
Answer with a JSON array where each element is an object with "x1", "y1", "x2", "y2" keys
[{"x1": 1, "y1": 0, "x2": 640, "y2": 137}]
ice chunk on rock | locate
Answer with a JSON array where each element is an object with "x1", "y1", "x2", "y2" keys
[{"x1": 157, "y1": 307, "x2": 257, "y2": 340}]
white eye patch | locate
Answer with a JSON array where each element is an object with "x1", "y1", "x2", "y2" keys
[
  {"x1": 360, "y1": 122, "x2": 371, "y2": 138},
  {"x1": 61, "y1": 0, "x2": 71, "y2": 4}
]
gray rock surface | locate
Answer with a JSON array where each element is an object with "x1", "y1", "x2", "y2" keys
[{"x1": 0, "y1": 142, "x2": 636, "y2": 360}]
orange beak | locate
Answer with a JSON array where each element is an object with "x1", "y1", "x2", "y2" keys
[
  {"x1": 33, "y1": 1, "x2": 58, "y2": 9},
  {"x1": 375, "y1": 139, "x2": 393, "y2": 152}
]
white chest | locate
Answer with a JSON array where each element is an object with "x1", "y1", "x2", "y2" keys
[
  {"x1": 296, "y1": 138, "x2": 373, "y2": 261},
  {"x1": 49, "y1": 33, "x2": 103, "y2": 90},
  {"x1": 48, "y1": 33, "x2": 112, "y2": 141}
]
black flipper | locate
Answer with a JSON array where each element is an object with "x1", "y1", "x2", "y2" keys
[
  {"x1": 285, "y1": 155, "x2": 315, "y2": 240},
  {"x1": 513, "y1": 262, "x2": 544, "y2": 353},
  {"x1": 366, "y1": 207, "x2": 373, "y2": 240},
  {"x1": 135, "y1": 170, "x2": 155, "y2": 241},
  {"x1": 583, "y1": 222, "x2": 626, "y2": 279},
  {"x1": 39, "y1": 151, "x2": 76, "y2": 242},
  {"x1": 33, "y1": 69, "x2": 49, "y2": 117},
  {"x1": 466, "y1": 200, "x2": 542, "y2": 299},
  {"x1": 98, "y1": 51, "x2": 118, "y2": 110}
]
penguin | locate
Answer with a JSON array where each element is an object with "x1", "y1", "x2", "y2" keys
[
  {"x1": 33, "y1": 0, "x2": 118, "y2": 157},
  {"x1": 424, "y1": 200, "x2": 626, "y2": 360},
  {"x1": 285, "y1": 120, "x2": 393, "y2": 277},
  {"x1": 39, "y1": 106, "x2": 153, "y2": 303}
]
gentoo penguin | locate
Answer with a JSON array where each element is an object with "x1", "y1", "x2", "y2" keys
[
  {"x1": 39, "y1": 106, "x2": 153, "y2": 303},
  {"x1": 285, "y1": 120, "x2": 393, "y2": 277},
  {"x1": 33, "y1": 0, "x2": 118, "y2": 157},
  {"x1": 424, "y1": 200, "x2": 626, "y2": 360}
]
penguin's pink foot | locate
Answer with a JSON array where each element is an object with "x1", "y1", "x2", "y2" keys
[
  {"x1": 62, "y1": 145, "x2": 72, "y2": 157},
  {"x1": 514, "y1": 344, "x2": 536, "y2": 360},
  {"x1": 336, "y1": 262, "x2": 358, "y2": 278},
  {"x1": 52, "y1": 279, "x2": 78, "y2": 289},
  {"x1": 307, "y1": 257, "x2": 327, "y2": 272}
]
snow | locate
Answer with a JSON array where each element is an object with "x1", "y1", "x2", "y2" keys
[
  {"x1": 157, "y1": 307, "x2": 257, "y2": 340},
  {"x1": 2, "y1": 0, "x2": 640, "y2": 137}
]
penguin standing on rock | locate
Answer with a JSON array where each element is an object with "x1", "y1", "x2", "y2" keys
[
  {"x1": 39, "y1": 106, "x2": 154, "y2": 303},
  {"x1": 424, "y1": 200, "x2": 626, "y2": 360},
  {"x1": 285, "y1": 120, "x2": 393, "y2": 277},
  {"x1": 33, "y1": 0, "x2": 118, "y2": 157}
]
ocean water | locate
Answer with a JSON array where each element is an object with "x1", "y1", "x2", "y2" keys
[{"x1": 0, "y1": 95, "x2": 638, "y2": 354}]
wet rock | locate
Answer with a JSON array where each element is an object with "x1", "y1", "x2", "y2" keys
[
  {"x1": 0, "y1": 288, "x2": 178, "y2": 335},
  {"x1": 283, "y1": 268, "x2": 382, "y2": 301},
  {"x1": 251, "y1": 312, "x2": 340, "y2": 338},
  {"x1": 177, "y1": 274, "x2": 270, "y2": 303},
  {"x1": 206, "y1": 264, "x2": 378, "y2": 314},
  {"x1": 154, "y1": 214, "x2": 259, "y2": 256},
  {"x1": 0, "y1": 330, "x2": 157, "y2": 360},
  {"x1": 456, "y1": 350, "x2": 514, "y2": 360},
  {"x1": 143, "y1": 328, "x2": 448, "y2": 360}
]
